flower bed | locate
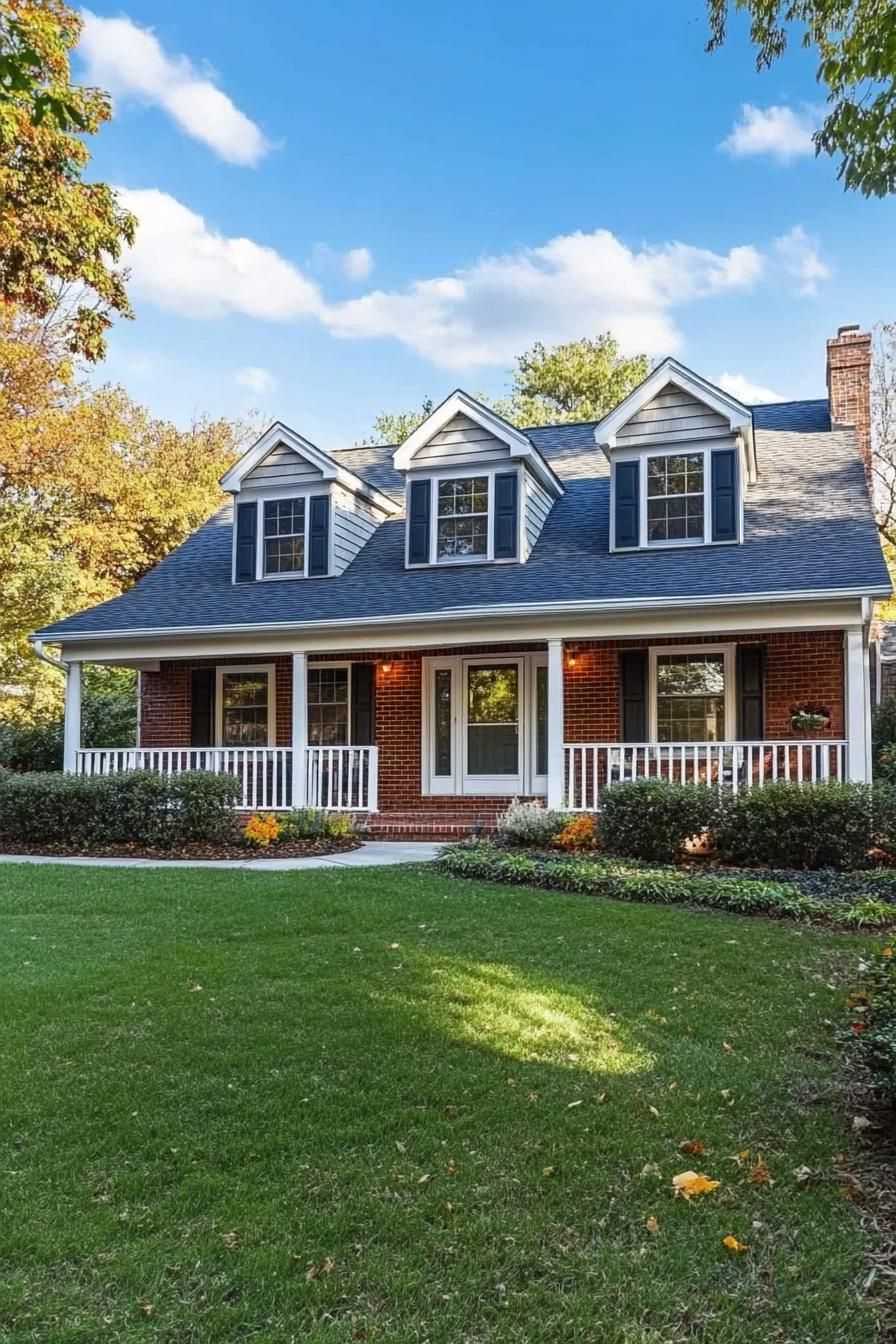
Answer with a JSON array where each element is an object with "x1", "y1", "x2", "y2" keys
[{"x1": 438, "y1": 840, "x2": 896, "y2": 928}]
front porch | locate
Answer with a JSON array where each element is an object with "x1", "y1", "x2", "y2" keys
[{"x1": 63, "y1": 625, "x2": 870, "y2": 826}]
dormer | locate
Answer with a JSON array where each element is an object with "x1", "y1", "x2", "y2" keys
[
  {"x1": 220, "y1": 422, "x2": 399, "y2": 583},
  {"x1": 594, "y1": 359, "x2": 755, "y2": 553},
  {"x1": 393, "y1": 391, "x2": 564, "y2": 568}
]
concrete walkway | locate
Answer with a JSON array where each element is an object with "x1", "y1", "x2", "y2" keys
[{"x1": 0, "y1": 841, "x2": 441, "y2": 871}]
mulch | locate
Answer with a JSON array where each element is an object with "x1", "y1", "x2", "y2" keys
[{"x1": 0, "y1": 836, "x2": 361, "y2": 861}]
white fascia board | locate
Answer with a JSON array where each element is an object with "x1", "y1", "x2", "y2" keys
[
  {"x1": 221, "y1": 421, "x2": 399, "y2": 515},
  {"x1": 38, "y1": 586, "x2": 885, "y2": 655},
  {"x1": 393, "y1": 390, "x2": 563, "y2": 497},
  {"x1": 593, "y1": 357, "x2": 753, "y2": 452}
]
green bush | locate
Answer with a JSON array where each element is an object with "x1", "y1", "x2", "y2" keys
[
  {"x1": 496, "y1": 799, "x2": 573, "y2": 847},
  {"x1": 279, "y1": 808, "x2": 358, "y2": 842},
  {"x1": 873, "y1": 696, "x2": 896, "y2": 775},
  {"x1": 599, "y1": 779, "x2": 720, "y2": 862},
  {"x1": 844, "y1": 948, "x2": 896, "y2": 1097},
  {"x1": 714, "y1": 780, "x2": 874, "y2": 870},
  {"x1": 0, "y1": 667, "x2": 137, "y2": 773},
  {"x1": 0, "y1": 770, "x2": 240, "y2": 848}
]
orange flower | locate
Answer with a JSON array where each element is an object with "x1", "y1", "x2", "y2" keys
[
  {"x1": 722, "y1": 1235, "x2": 748, "y2": 1253},
  {"x1": 555, "y1": 815, "x2": 597, "y2": 851},
  {"x1": 244, "y1": 812, "x2": 281, "y2": 848}
]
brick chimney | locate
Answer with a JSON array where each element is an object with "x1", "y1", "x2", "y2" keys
[{"x1": 826, "y1": 324, "x2": 872, "y2": 481}]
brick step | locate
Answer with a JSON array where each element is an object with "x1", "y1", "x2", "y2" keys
[{"x1": 363, "y1": 810, "x2": 500, "y2": 841}]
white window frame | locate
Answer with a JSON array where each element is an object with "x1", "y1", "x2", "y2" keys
[
  {"x1": 421, "y1": 653, "x2": 545, "y2": 796},
  {"x1": 405, "y1": 466, "x2": 522, "y2": 568},
  {"x1": 610, "y1": 443, "x2": 744, "y2": 551},
  {"x1": 648, "y1": 643, "x2": 736, "y2": 743},
  {"x1": 306, "y1": 661, "x2": 355, "y2": 747},
  {"x1": 260, "y1": 494, "x2": 309, "y2": 580},
  {"x1": 231, "y1": 486, "x2": 334, "y2": 583},
  {"x1": 215, "y1": 663, "x2": 277, "y2": 748}
]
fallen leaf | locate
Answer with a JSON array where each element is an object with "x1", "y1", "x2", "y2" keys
[
  {"x1": 673, "y1": 1170, "x2": 721, "y2": 1200},
  {"x1": 138, "y1": 1303, "x2": 155, "y2": 1318},
  {"x1": 748, "y1": 1160, "x2": 772, "y2": 1187},
  {"x1": 388, "y1": 943, "x2": 400, "y2": 950},
  {"x1": 793, "y1": 1165, "x2": 814, "y2": 1188},
  {"x1": 597, "y1": 1092, "x2": 608, "y2": 1104},
  {"x1": 853, "y1": 1115, "x2": 872, "y2": 1132},
  {"x1": 721, "y1": 1089, "x2": 734, "y2": 1104},
  {"x1": 418, "y1": 1172, "x2": 433, "y2": 1185},
  {"x1": 648, "y1": 1105, "x2": 660, "y2": 1118},
  {"x1": 645, "y1": 1215, "x2": 659, "y2": 1234},
  {"x1": 542, "y1": 1165, "x2": 556, "y2": 1178},
  {"x1": 528, "y1": 1092, "x2": 539, "y2": 1103},
  {"x1": 567, "y1": 1099, "x2": 583, "y2": 1109},
  {"x1": 722, "y1": 1235, "x2": 748, "y2": 1253},
  {"x1": 189, "y1": 982, "x2": 203, "y2": 992},
  {"x1": 445, "y1": 1159, "x2": 458, "y2": 1177},
  {"x1": 221, "y1": 1229, "x2": 239, "y2": 1251},
  {"x1": 640, "y1": 1162, "x2": 661, "y2": 1179},
  {"x1": 679, "y1": 1140, "x2": 705, "y2": 1156},
  {"x1": 306, "y1": 1256, "x2": 335, "y2": 1282},
  {"x1": 722, "y1": 1041, "x2": 735, "y2": 1054}
]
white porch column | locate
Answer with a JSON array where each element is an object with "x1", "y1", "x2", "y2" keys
[
  {"x1": 845, "y1": 626, "x2": 871, "y2": 782},
  {"x1": 62, "y1": 661, "x2": 82, "y2": 773},
  {"x1": 546, "y1": 639, "x2": 565, "y2": 808},
  {"x1": 291, "y1": 652, "x2": 308, "y2": 807}
]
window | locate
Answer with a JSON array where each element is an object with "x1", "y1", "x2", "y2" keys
[
  {"x1": 436, "y1": 476, "x2": 489, "y2": 559},
  {"x1": 263, "y1": 498, "x2": 305, "y2": 575},
  {"x1": 219, "y1": 668, "x2": 273, "y2": 746},
  {"x1": 646, "y1": 453, "x2": 704, "y2": 543},
  {"x1": 654, "y1": 652, "x2": 726, "y2": 742},
  {"x1": 307, "y1": 666, "x2": 349, "y2": 745},
  {"x1": 466, "y1": 664, "x2": 519, "y2": 775},
  {"x1": 535, "y1": 664, "x2": 548, "y2": 778},
  {"x1": 433, "y1": 668, "x2": 453, "y2": 777}
]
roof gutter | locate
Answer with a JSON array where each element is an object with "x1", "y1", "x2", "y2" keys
[
  {"x1": 30, "y1": 584, "x2": 888, "y2": 647},
  {"x1": 32, "y1": 637, "x2": 69, "y2": 673}
]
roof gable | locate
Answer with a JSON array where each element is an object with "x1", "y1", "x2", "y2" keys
[
  {"x1": 593, "y1": 358, "x2": 752, "y2": 452},
  {"x1": 220, "y1": 422, "x2": 399, "y2": 514}
]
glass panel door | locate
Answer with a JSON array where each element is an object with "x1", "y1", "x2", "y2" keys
[{"x1": 464, "y1": 662, "x2": 522, "y2": 790}]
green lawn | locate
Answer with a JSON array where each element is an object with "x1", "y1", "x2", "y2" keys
[{"x1": 0, "y1": 863, "x2": 883, "y2": 1342}]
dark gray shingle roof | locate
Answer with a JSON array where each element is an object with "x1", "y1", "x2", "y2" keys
[{"x1": 35, "y1": 398, "x2": 890, "y2": 641}]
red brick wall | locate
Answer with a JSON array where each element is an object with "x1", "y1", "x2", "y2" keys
[
  {"x1": 827, "y1": 325, "x2": 872, "y2": 481},
  {"x1": 140, "y1": 630, "x2": 845, "y2": 806}
]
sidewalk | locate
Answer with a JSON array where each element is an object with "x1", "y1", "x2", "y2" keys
[{"x1": 0, "y1": 841, "x2": 441, "y2": 871}]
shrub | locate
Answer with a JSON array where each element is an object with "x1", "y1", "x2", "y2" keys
[
  {"x1": 0, "y1": 769, "x2": 240, "y2": 848},
  {"x1": 844, "y1": 947, "x2": 896, "y2": 1097},
  {"x1": 278, "y1": 808, "x2": 357, "y2": 841},
  {"x1": 555, "y1": 815, "x2": 597, "y2": 851},
  {"x1": 873, "y1": 696, "x2": 896, "y2": 774},
  {"x1": 244, "y1": 812, "x2": 281, "y2": 848},
  {"x1": 714, "y1": 781, "x2": 873, "y2": 870},
  {"x1": 599, "y1": 780, "x2": 720, "y2": 862},
  {"x1": 0, "y1": 668, "x2": 137, "y2": 773},
  {"x1": 496, "y1": 799, "x2": 572, "y2": 848}
]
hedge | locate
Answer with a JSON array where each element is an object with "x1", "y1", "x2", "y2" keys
[
  {"x1": 437, "y1": 841, "x2": 896, "y2": 927},
  {"x1": 599, "y1": 779, "x2": 721, "y2": 862},
  {"x1": 0, "y1": 769, "x2": 241, "y2": 847},
  {"x1": 713, "y1": 780, "x2": 875, "y2": 870}
]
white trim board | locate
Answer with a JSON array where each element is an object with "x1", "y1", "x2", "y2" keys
[
  {"x1": 647, "y1": 642, "x2": 736, "y2": 741},
  {"x1": 593, "y1": 357, "x2": 752, "y2": 454},
  {"x1": 214, "y1": 663, "x2": 277, "y2": 747}
]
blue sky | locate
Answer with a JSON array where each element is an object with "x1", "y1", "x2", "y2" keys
[{"x1": 76, "y1": 0, "x2": 896, "y2": 445}]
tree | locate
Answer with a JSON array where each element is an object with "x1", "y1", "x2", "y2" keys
[
  {"x1": 706, "y1": 0, "x2": 896, "y2": 197},
  {"x1": 362, "y1": 334, "x2": 649, "y2": 441},
  {"x1": 0, "y1": 0, "x2": 135, "y2": 359}
]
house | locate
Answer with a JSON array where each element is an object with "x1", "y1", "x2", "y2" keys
[{"x1": 31, "y1": 325, "x2": 891, "y2": 838}]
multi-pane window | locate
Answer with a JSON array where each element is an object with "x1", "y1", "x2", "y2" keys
[
  {"x1": 655, "y1": 653, "x2": 725, "y2": 742},
  {"x1": 436, "y1": 477, "x2": 488, "y2": 559},
  {"x1": 646, "y1": 453, "x2": 704, "y2": 543},
  {"x1": 466, "y1": 664, "x2": 519, "y2": 775},
  {"x1": 221, "y1": 670, "x2": 271, "y2": 746},
  {"x1": 263, "y1": 498, "x2": 305, "y2": 575},
  {"x1": 307, "y1": 666, "x2": 350, "y2": 745},
  {"x1": 434, "y1": 668, "x2": 453, "y2": 777}
]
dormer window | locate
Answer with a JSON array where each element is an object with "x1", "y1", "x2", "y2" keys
[
  {"x1": 646, "y1": 452, "x2": 705, "y2": 544},
  {"x1": 436, "y1": 476, "x2": 489, "y2": 560},
  {"x1": 263, "y1": 498, "x2": 306, "y2": 575}
]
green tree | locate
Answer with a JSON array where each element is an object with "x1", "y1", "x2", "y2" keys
[
  {"x1": 706, "y1": 0, "x2": 896, "y2": 197},
  {"x1": 0, "y1": 0, "x2": 135, "y2": 359},
  {"x1": 363, "y1": 334, "x2": 649, "y2": 442}
]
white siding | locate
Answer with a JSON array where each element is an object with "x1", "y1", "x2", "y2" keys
[
  {"x1": 243, "y1": 442, "x2": 325, "y2": 489},
  {"x1": 523, "y1": 467, "x2": 553, "y2": 557},
  {"x1": 332, "y1": 486, "x2": 388, "y2": 575},
  {"x1": 616, "y1": 385, "x2": 730, "y2": 446},
  {"x1": 411, "y1": 413, "x2": 511, "y2": 470}
]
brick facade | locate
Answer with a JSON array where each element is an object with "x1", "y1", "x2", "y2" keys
[
  {"x1": 139, "y1": 629, "x2": 846, "y2": 817},
  {"x1": 827, "y1": 324, "x2": 872, "y2": 481}
]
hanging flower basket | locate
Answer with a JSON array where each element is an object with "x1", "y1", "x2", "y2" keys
[{"x1": 790, "y1": 702, "x2": 831, "y2": 735}]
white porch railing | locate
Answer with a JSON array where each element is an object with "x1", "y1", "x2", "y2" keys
[
  {"x1": 564, "y1": 740, "x2": 848, "y2": 812},
  {"x1": 74, "y1": 745, "x2": 379, "y2": 812}
]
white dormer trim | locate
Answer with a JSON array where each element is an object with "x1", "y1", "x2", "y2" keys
[
  {"x1": 393, "y1": 390, "x2": 564, "y2": 498},
  {"x1": 222, "y1": 421, "x2": 400, "y2": 515},
  {"x1": 593, "y1": 358, "x2": 753, "y2": 454}
]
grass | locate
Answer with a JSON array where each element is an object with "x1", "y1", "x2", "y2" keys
[{"x1": 0, "y1": 863, "x2": 885, "y2": 1342}]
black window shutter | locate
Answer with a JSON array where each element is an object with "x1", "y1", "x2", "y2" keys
[
  {"x1": 235, "y1": 501, "x2": 257, "y2": 582},
  {"x1": 619, "y1": 650, "x2": 648, "y2": 742},
  {"x1": 737, "y1": 645, "x2": 765, "y2": 740},
  {"x1": 711, "y1": 448, "x2": 738, "y2": 542},
  {"x1": 350, "y1": 663, "x2": 375, "y2": 745},
  {"x1": 494, "y1": 471, "x2": 518, "y2": 559},
  {"x1": 614, "y1": 461, "x2": 640, "y2": 549},
  {"x1": 408, "y1": 479, "x2": 431, "y2": 564},
  {"x1": 308, "y1": 494, "x2": 330, "y2": 576},
  {"x1": 190, "y1": 669, "x2": 215, "y2": 747}
]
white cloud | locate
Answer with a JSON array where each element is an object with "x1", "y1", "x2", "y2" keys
[
  {"x1": 236, "y1": 366, "x2": 276, "y2": 397},
  {"x1": 322, "y1": 229, "x2": 764, "y2": 368},
  {"x1": 717, "y1": 371, "x2": 787, "y2": 404},
  {"x1": 774, "y1": 225, "x2": 830, "y2": 297},
  {"x1": 116, "y1": 188, "x2": 322, "y2": 320},
  {"x1": 79, "y1": 11, "x2": 269, "y2": 165},
  {"x1": 720, "y1": 103, "x2": 815, "y2": 161},
  {"x1": 342, "y1": 247, "x2": 374, "y2": 280}
]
